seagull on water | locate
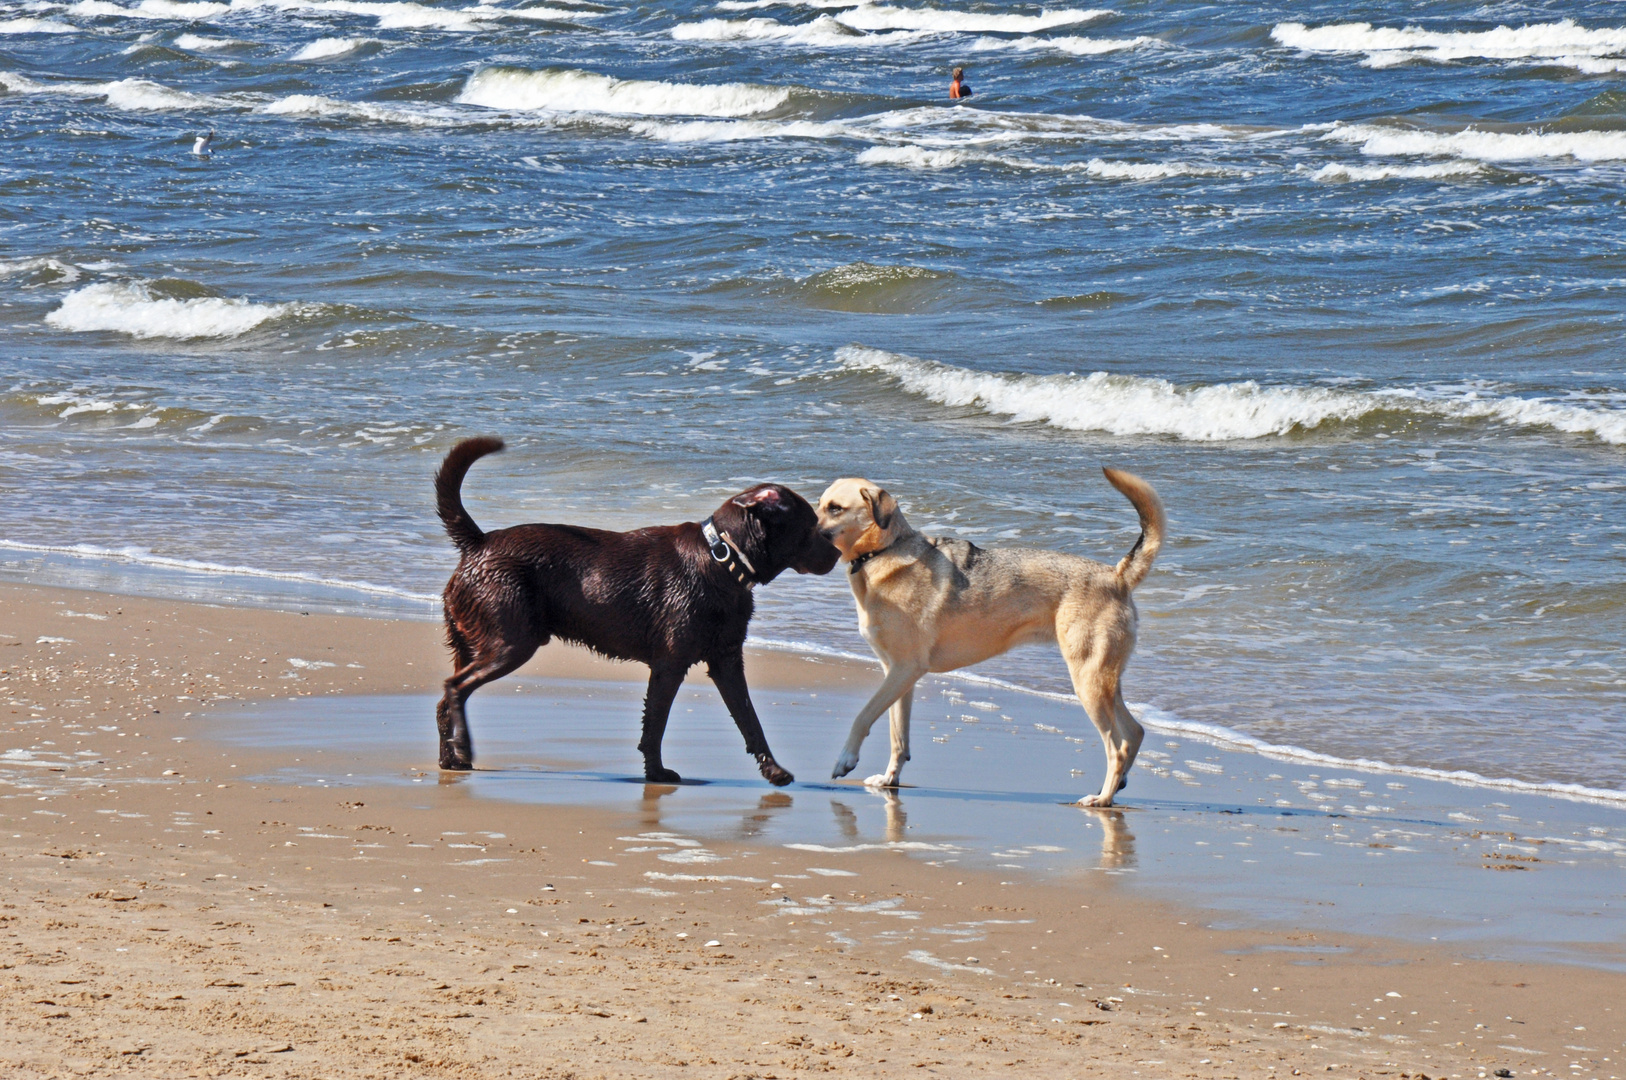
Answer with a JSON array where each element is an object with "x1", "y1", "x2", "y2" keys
[{"x1": 191, "y1": 129, "x2": 214, "y2": 156}]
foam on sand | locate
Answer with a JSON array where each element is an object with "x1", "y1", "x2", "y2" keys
[
  {"x1": 837, "y1": 345, "x2": 1626, "y2": 444},
  {"x1": 1272, "y1": 18, "x2": 1626, "y2": 68},
  {"x1": 835, "y1": 3, "x2": 1110, "y2": 34},
  {"x1": 45, "y1": 281, "x2": 307, "y2": 340},
  {"x1": 970, "y1": 32, "x2": 1158, "y2": 55},
  {"x1": 288, "y1": 36, "x2": 377, "y2": 60},
  {"x1": 457, "y1": 66, "x2": 791, "y2": 117},
  {"x1": 1325, "y1": 122, "x2": 1626, "y2": 163}
]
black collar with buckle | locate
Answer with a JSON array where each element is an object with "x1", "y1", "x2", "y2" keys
[
  {"x1": 847, "y1": 541, "x2": 896, "y2": 576},
  {"x1": 701, "y1": 517, "x2": 759, "y2": 588}
]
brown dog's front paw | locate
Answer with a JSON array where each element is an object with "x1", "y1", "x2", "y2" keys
[
  {"x1": 440, "y1": 753, "x2": 473, "y2": 772},
  {"x1": 645, "y1": 765, "x2": 682, "y2": 784},
  {"x1": 756, "y1": 756, "x2": 794, "y2": 787}
]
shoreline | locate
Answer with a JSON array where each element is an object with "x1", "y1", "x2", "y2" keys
[
  {"x1": 4, "y1": 581, "x2": 1625, "y2": 1078},
  {"x1": 11, "y1": 548, "x2": 1624, "y2": 812}
]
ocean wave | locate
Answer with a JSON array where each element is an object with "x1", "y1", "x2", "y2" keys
[
  {"x1": 174, "y1": 31, "x2": 243, "y2": 47},
  {"x1": 671, "y1": 14, "x2": 924, "y2": 46},
  {"x1": 0, "y1": 17, "x2": 79, "y2": 33},
  {"x1": 45, "y1": 281, "x2": 309, "y2": 340},
  {"x1": 836, "y1": 345, "x2": 1626, "y2": 444},
  {"x1": 70, "y1": 0, "x2": 229, "y2": 19},
  {"x1": 0, "y1": 540, "x2": 441, "y2": 605},
  {"x1": 1310, "y1": 160, "x2": 1487, "y2": 182},
  {"x1": 834, "y1": 3, "x2": 1110, "y2": 34},
  {"x1": 0, "y1": 71, "x2": 225, "y2": 111},
  {"x1": 457, "y1": 66, "x2": 792, "y2": 117},
  {"x1": 263, "y1": 93, "x2": 457, "y2": 126},
  {"x1": 716, "y1": 0, "x2": 861, "y2": 9},
  {"x1": 1325, "y1": 122, "x2": 1626, "y2": 163},
  {"x1": 0, "y1": 256, "x2": 83, "y2": 285},
  {"x1": 1273, "y1": 18, "x2": 1626, "y2": 66},
  {"x1": 969, "y1": 32, "x2": 1158, "y2": 55},
  {"x1": 630, "y1": 117, "x2": 847, "y2": 142},
  {"x1": 794, "y1": 261, "x2": 955, "y2": 312},
  {"x1": 288, "y1": 35, "x2": 377, "y2": 60},
  {"x1": 857, "y1": 144, "x2": 1217, "y2": 179}
]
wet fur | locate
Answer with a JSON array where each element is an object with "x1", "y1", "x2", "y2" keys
[
  {"x1": 815, "y1": 469, "x2": 1165, "y2": 806},
  {"x1": 434, "y1": 437, "x2": 840, "y2": 784}
]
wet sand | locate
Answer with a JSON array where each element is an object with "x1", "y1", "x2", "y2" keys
[{"x1": 3, "y1": 582, "x2": 1623, "y2": 1079}]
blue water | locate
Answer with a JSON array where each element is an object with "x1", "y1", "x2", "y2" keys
[{"x1": 2, "y1": 0, "x2": 1624, "y2": 794}]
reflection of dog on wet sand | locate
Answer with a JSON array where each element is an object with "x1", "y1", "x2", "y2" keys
[{"x1": 815, "y1": 470, "x2": 1165, "y2": 807}]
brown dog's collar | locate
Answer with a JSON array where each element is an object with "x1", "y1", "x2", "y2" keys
[
  {"x1": 701, "y1": 517, "x2": 758, "y2": 589},
  {"x1": 847, "y1": 542, "x2": 896, "y2": 576}
]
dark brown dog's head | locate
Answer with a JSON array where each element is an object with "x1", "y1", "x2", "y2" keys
[{"x1": 713, "y1": 484, "x2": 840, "y2": 582}]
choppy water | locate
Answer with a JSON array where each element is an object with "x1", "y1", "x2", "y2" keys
[{"x1": 3, "y1": 0, "x2": 1624, "y2": 797}]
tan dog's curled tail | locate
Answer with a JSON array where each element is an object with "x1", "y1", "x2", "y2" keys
[{"x1": 1101, "y1": 467, "x2": 1164, "y2": 591}]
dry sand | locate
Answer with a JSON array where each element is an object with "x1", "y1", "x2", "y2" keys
[{"x1": 2, "y1": 582, "x2": 1622, "y2": 1078}]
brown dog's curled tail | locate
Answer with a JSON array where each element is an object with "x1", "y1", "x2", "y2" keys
[
  {"x1": 1102, "y1": 467, "x2": 1165, "y2": 591},
  {"x1": 436, "y1": 437, "x2": 504, "y2": 556}
]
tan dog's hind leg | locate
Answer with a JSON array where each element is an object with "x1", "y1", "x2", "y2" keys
[
  {"x1": 1067, "y1": 657, "x2": 1140, "y2": 808},
  {"x1": 864, "y1": 687, "x2": 913, "y2": 788},
  {"x1": 832, "y1": 661, "x2": 923, "y2": 780}
]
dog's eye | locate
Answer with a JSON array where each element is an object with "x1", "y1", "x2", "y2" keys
[{"x1": 827, "y1": 504, "x2": 843, "y2": 513}]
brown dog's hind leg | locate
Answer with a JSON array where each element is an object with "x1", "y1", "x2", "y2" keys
[
  {"x1": 638, "y1": 664, "x2": 687, "y2": 784},
  {"x1": 438, "y1": 642, "x2": 535, "y2": 771},
  {"x1": 707, "y1": 652, "x2": 793, "y2": 787},
  {"x1": 1066, "y1": 655, "x2": 1139, "y2": 808}
]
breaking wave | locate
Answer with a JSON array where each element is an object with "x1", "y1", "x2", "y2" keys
[
  {"x1": 1273, "y1": 18, "x2": 1626, "y2": 68},
  {"x1": 0, "y1": 71, "x2": 227, "y2": 111},
  {"x1": 263, "y1": 93, "x2": 458, "y2": 126},
  {"x1": 457, "y1": 66, "x2": 792, "y2": 117},
  {"x1": 836, "y1": 346, "x2": 1626, "y2": 444},
  {"x1": 1325, "y1": 123, "x2": 1626, "y2": 163},
  {"x1": 969, "y1": 32, "x2": 1158, "y2": 55},
  {"x1": 45, "y1": 281, "x2": 310, "y2": 340},
  {"x1": 1309, "y1": 160, "x2": 1487, "y2": 182},
  {"x1": 671, "y1": 14, "x2": 922, "y2": 46},
  {"x1": 857, "y1": 145, "x2": 1218, "y2": 179},
  {"x1": 289, "y1": 36, "x2": 378, "y2": 60},
  {"x1": 834, "y1": 4, "x2": 1110, "y2": 34},
  {"x1": 0, "y1": 17, "x2": 79, "y2": 33}
]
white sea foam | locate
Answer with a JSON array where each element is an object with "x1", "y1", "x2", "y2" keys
[
  {"x1": 0, "y1": 17, "x2": 79, "y2": 33},
  {"x1": 837, "y1": 345, "x2": 1626, "y2": 444},
  {"x1": 1325, "y1": 123, "x2": 1626, "y2": 164},
  {"x1": 45, "y1": 281, "x2": 305, "y2": 339},
  {"x1": 70, "y1": 0, "x2": 230, "y2": 18},
  {"x1": 1310, "y1": 160, "x2": 1487, "y2": 182},
  {"x1": 1273, "y1": 18, "x2": 1626, "y2": 66},
  {"x1": 671, "y1": 14, "x2": 923, "y2": 46},
  {"x1": 457, "y1": 66, "x2": 791, "y2": 117},
  {"x1": 835, "y1": 4, "x2": 1110, "y2": 34},
  {"x1": 717, "y1": 0, "x2": 861, "y2": 9},
  {"x1": 0, "y1": 540, "x2": 440, "y2": 605},
  {"x1": 263, "y1": 93, "x2": 456, "y2": 125},
  {"x1": 0, "y1": 71, "x2": 222, "y2": 111},
  {"x1": 0, "y1": 257, "x2": 83, "y2": 284},
  {"x1": 970, "y1": 32, "x2": 1157, "y2": 55},
  {"x1": 174, "y1": 31, "x2": 241, "y2": 48},
  {"x1": 289, "y1": 36, "x2": 376, "y2": 60},
  {"x1": 631, "y1": 116, "x2": 847, "y2": 142},
  {"x1": 857, "y1": 144, "x2": 1215, "y2": 179}
]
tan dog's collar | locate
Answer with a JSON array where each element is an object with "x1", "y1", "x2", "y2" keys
[{"x1": 848, "y1": 542, "x2": 897, "y2": 576}]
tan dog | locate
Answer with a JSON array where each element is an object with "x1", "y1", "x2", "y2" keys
[{"x1": 815, "y1": 470, "x2": 1164, "y2": 806}]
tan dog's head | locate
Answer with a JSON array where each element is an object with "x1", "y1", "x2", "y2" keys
[{"x1": 816, "y1": 477, "x2": 903, "y2": 560}]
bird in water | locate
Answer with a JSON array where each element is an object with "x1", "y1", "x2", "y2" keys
[{"x1": 191, "y1": 129, "x2": 214, "y2": 156}]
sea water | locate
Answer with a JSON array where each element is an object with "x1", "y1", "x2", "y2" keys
[{"x1": 3, "y1": 0, "x2": 1625, "y2": 802}]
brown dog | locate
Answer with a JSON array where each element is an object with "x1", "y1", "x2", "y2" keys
[{"x1": 434, "y1": 437, "x2": 840, "y2": 784}]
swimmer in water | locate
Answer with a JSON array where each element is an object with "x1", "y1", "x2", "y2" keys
[{"x1": 949, "y1": 67, "x2": 971, "y2": 100}]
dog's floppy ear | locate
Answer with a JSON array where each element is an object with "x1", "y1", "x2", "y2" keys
[
  {"x1": 861, "y1": 486, "x2": 896, "y2": 532},
  {"x1": 732, "y1": 485, "x2": 787, "y2": 513}
]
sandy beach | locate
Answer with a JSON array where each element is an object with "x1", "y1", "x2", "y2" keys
[{"x1": 1, "y1": 581, "x2": 1621, "y2": 1079}]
